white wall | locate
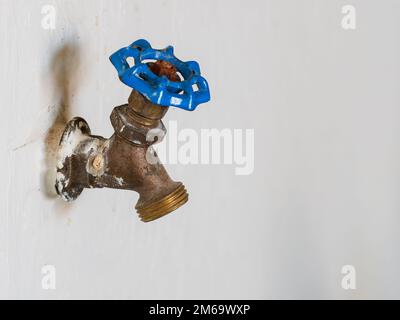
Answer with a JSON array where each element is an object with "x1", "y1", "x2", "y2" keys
[{"x1": 1, "y1": 0, "x2": 400, "y2": 299}]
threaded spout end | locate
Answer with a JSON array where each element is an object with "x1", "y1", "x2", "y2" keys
[{"x1": 135, "y1": 184, "x2": 189, "y2": 222}]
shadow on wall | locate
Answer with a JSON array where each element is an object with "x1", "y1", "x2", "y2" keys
[{"x1": 42, "y1": 42, "x2": 81, "y2": 199}]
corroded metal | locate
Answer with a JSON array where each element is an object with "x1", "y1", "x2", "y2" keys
[{"x1": 55, "y1": 61, "x2": 188, "y2": 222}]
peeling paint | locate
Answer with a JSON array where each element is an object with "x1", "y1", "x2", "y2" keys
[
  {"x1": 114, "y1": 176, "x2": 124, "y2": 186},
  {"x1": 57, "y1": 122, "x2": 89, "y2": 166}
]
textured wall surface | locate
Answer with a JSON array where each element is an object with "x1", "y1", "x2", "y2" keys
[{"x1": 1, "y1": 0, "x2": 400, "y2": 299}]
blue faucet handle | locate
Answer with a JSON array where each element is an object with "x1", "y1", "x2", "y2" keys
[{"x1": 109, "y1": 39, "x2": 210, "y2": 111}]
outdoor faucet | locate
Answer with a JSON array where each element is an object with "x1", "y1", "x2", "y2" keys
[{"x1": 55, "y1": 39, "x2": 210, "y2": 222}]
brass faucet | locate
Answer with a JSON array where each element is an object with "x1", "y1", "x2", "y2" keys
[{"x1": 55, "y1": 40, "x2": 210, "y2": 222}]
